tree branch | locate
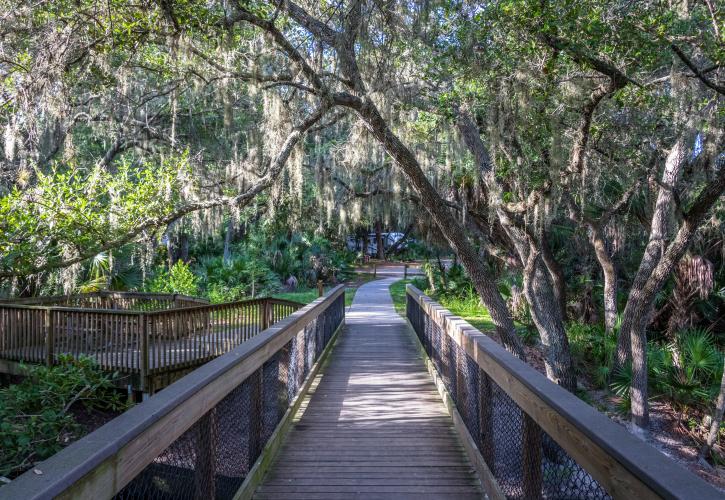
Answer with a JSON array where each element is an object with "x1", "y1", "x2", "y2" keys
[
  {"x1": 0, "y1": 105, "x2": 329, "y2": 278},
  {"x1": 671, "y1": 44, "x2": 725, "y2": 96}
]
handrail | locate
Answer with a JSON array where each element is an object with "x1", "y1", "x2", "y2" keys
[
  {"x1": 0, "y1": 296, "x2": 301, "y2": 314},
  {"x1": 405, "y1": 285, "x2": 721, "y2": 500},
  {"x1": 0, "y1": 291, "x2": 210, "y2": 308},
  {"x1": 0, "y1": 296, "x2": 306, "y2": 391},
  {"x1": 265, "y1": 297, "x2": 307, "y2": 308},
  {"x1": 0, "y1": 285, "x2": 345, "y2": 500}
]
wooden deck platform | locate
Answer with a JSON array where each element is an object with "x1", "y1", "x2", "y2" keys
[
  {"x1": 254, "y1": 278, "x2": 482, "y2": 499},
  {"x1": 0, "y1": 327, "x2": 259, "y2": 371},
  {"x1": 0, "y1": 297, "x2": 300, "y2": 392}
]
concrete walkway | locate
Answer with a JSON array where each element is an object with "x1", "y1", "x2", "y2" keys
[{"x1": 254, "y1": 277, "x2": 482, "y2": 499}]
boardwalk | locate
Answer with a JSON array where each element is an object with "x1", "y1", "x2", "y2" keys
[
  {"x1": 0, "y1": 296, "x2": 299, "y2": 392},
  {"x1": 255, "y1": 277, "x2": 482, "y2": 499}
]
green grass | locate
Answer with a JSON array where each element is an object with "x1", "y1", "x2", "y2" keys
[
  {"x1": 388, "y1": 279, "x2": 497, "y2": 332},
  {"x1": 439, "y1": 295, "x2": 497, "y2": 332},
  {"x1": 274, "y1": 273, "x2": 378, "y2": 307},
  {"x1": 273, "y1": 287, "x2": 357, "y2": 307},
  {"x1": 389, "y1": 279, "x2": 413, "y2": 315}
]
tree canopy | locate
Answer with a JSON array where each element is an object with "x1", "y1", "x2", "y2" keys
[{"x1": 1, "y1": 0, "x2": 723, "y2": 442}]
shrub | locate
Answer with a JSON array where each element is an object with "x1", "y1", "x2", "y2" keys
[
  {"x1": 675, "y1": 328, "x2": 721, "y2": 381},
  {"x1": 609, "y1": 329, "x2": 723, "y2": 419},
  {"x1": 149, "y1": 261, "x2": 199, "y2": 296},
  {"x1": 198, "y1": 255, "x2": 280, "y2": 302},
  {"x1": 567, "y1": 322, "x2": 616, "y2": 388},
  {"x1": 0, "y1": 355, "x2": 126, "y2": 478}
]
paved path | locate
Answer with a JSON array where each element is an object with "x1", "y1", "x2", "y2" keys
[{"x1": 255, "y1": 278, "x2": 482, "y2": 499}]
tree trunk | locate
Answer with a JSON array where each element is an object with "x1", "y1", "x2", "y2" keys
[
  {"x1": 523, "y1": 247, "x2": 577, "y2": 391},
  {"x1": 590, "y1": 226, "x2": 618, "y2": 333},
  {"x1": 540, "y1": 231, "x2": 567, "y2": 321},
  {"x1": 351, "y1": 98, "x2": 526, "y2": 359},
  {"x1": 436, "y1": 253, "x2": 448, "y2": 288},
  {"x1": 375, "y1": 219, "x2": 386, "y2": 260},
  {"x1": 223, "y1": 220, "x2": 234, "y2": 265},
  {"x1": 700, "y1": 363, "x2": 725, "y2": 463},
  {"x1": 615, "y1": 140, "x2": 685, "y2": 372},
  {"x1": 454, "y1": 111, "x2": 575, "y2": 386},
  {"x1": 166, "y1": 234, "x2": 175, "y2": 270},
  {"x1": 619, "y1": 153, "x2": 724, "y2": 435},
  {"x1": 179, "y1": 232, "x2": 189, "y2": 263}
]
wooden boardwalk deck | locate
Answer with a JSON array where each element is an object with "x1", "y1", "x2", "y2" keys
[{"x1": 255, "y1": 278, "x2": 482, "y2": 499}]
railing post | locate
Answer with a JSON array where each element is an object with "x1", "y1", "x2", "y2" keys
[
  {"x1": 317, "y1": 280, "x2": 324, "y2": 297},
  {"x1": 139, "y1": 313, "x2": 149, "y2": 393},
  {"x1": 194, "y1": 409, "x2": 217, "y2": 499},
  {"x1": 522, "y1": 415, "x2": 543, "y2": 497},
  {"x1": 404, "y1": 264, "x2": 408, "y2": 279},
  {"x1": 45, "y1": 308, "x2": 54, "y2": 366},
  {"x1": 261, "y1": 301, "x2": 271, "y2": 331}
]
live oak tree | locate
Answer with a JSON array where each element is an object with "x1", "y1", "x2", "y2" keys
[{"x1": 2, "y1": 0, "x2": 723, "y2": 438}]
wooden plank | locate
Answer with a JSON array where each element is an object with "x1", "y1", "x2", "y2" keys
[
  {"x1": 253, "y1": 278, "x2": 481, "y2": 499},
  {"x1": 404, "y1": 314, "x2": 505, "y2": 500},
  {"x1": 139, "y1": 314, "x2": 148, "y2": 392}
]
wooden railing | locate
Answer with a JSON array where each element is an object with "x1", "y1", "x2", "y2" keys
[
  {"x1": 0, "y1": 291, "x2": 209, "y2": 310},
  {"x1": 406, "y1": 285, "x2": 721, "y2": 500},
  {"x1": 0, "y1": 295, "x2": 303, "y2": 391},
  {"x1": 1, "y1": 286, "x2": 345, "y2": 500}
]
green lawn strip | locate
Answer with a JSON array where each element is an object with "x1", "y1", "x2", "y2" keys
[
  {"x1": 273, "y1": 273, "x2": 377, "y2": 307},
  {"x1": 389, "y1": 279, "x2": 412, "y2": 315},
  {"x1": 389, "y1": 279, "x2": 511, "y2": 334}
]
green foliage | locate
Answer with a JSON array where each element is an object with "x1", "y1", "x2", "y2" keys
[
  {"x1": 389, "y1": 279, "x2": 415, "y2": 316},
  {"x1": 568, "y1": 322, "x2": 617, "y2": 388},
  {"x1": 76, "y1": 251, "x2": 141, "y2": 293},
  {"x1": 397, "y1": 241, "x2": 434, "y2": 261},
  {"x1": 274, "y1": 287, "x2": 358, "y2": 308},
  {"x1": 198, "y1": 255, "x2": 279, "y2": 302},
  {"x1": 149, "y1": 261, "x2": 199, "y2": 297},
  {"x1": 0, "y1": 355, "x2": 126, "y2": 478},
  {"x1": 610, "y1": 363, "x2": 634, "y2": 413},
  {"x1": 261, "y1": 233, "x2": 354, "y2": 286},
  {"x1": 675, "y1": 329, "x2": 722, "y2": 381},
  {"x1": 190, "y1": 229, "x2": 355, "y2": 304},
  {"x1": 608, "y1": 329, "x2": 723, "y2": 417},
  {"x1": 0, "y1": 157, "x2": 190, "y2": 277}
]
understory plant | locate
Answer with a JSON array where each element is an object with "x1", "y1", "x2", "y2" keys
[
  {"x1": 609, "y1": 329, "x2": 722, "y2": 419},
  {"x1": 198, "y1": 254, "x2": 280, "y2": 302},
  {"x1": 0, "y1": 355, "x2": 126, "y2": 479},
  {"x1": 568, "y1": 321, "x2": 618, "y2": 388},
  {"x1": 148, "y1": 261, "x2": 199, "y2": 297}
]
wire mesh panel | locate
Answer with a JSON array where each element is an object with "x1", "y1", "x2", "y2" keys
[
  {"x1": 114, "y1": 291, "x2": 345, "y2": 500},
  {"x1": 407, "y1": 292, "x2": 610, "y2": 500}
]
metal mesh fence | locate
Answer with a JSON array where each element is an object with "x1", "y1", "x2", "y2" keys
[
  {"x1": 114, "y1": 292, "x2": 344, "y2": 500},
  {"x1": 407, "y1": 293, "x2": 610, "y2": 500}
]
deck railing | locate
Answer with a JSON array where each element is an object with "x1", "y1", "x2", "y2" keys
[
  {"x1": 406, "y1": 285, "x2": 720, "y2": 500},
  {"x1": 0, "y1": 295, "x2": 302, "y2": 391},
  {"x1": 0, "y1": 291, "x2": 209, "y2": 310},
  {"x1": 1, "y1": 285, "x2": 345, "y2": 500}
]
